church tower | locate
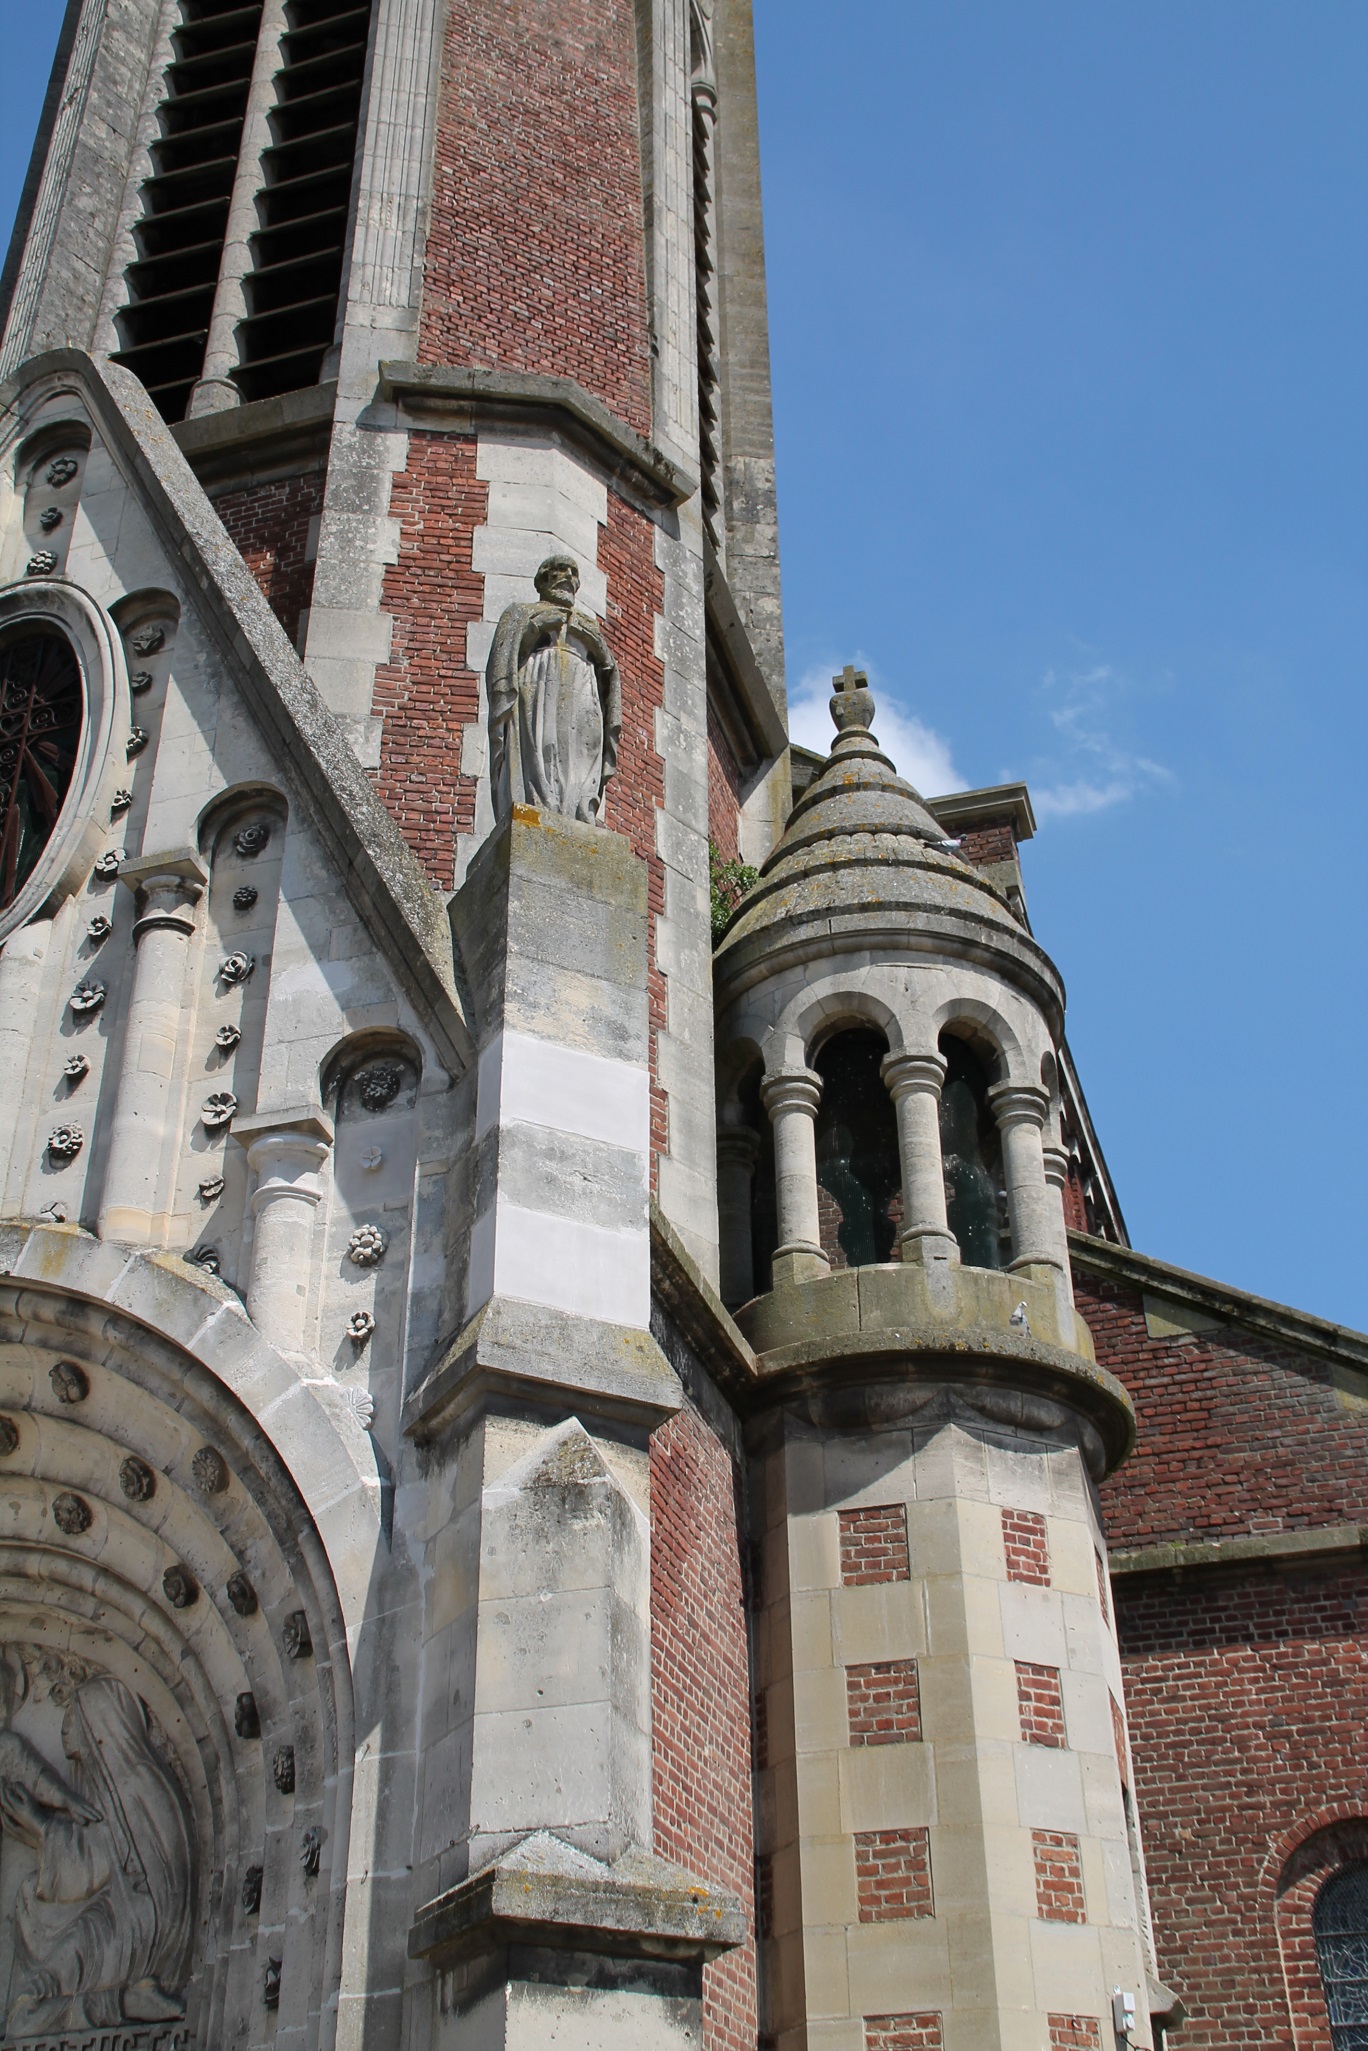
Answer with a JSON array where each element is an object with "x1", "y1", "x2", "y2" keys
[{"x1": 0, "y1": 3, "x2": 1168, "y2": 2048}]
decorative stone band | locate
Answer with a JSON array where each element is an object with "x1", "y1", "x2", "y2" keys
[
  {"x1": 377, "y1": 361, "x2": 696, "y2": 510},
  {"x1": 407, "y1": 1832, "x2": 746, "y2": 1973}
]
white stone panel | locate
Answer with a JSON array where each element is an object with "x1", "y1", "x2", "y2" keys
[
  {"x1": 475, "y1": 1028, "x2": 650, "y2": 1153},
  {"x1": 489, "y1": 1201, "x2": 648, "y2": 1328}
]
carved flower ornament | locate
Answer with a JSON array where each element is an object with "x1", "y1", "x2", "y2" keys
[
  {"x1": 25, "y1": 552, "x2": 57, "y2": 577},
  {"x1": 215, "y1": 1023, "x2": 241, "y2": 1050},
  {"x1": 45, "y1": 457, "x2": 79, "y2": 487},
  {"x1": 93, "y1": 850, "x2": 122, "y2": 877},
  {"x1": 357, "y1": 1062, "x2": 402, "y2": 1111},
  {"x1": 47, "y1": 1125, "x2": 84, "y2": 1160},
  {"x1": 234, "y1": 822, "x2": 270, "y2": 857},
  {"x1": 63, "y1": 1054, "x2": 88, "y2": 1082},
  {"x1": 69, "y1": 981, "x2": 105, "y2": 1014},
  {"x1": 126, "y1": 726, "x2": 149, "y2": 758},
  {"x1": 347, "y1": 1223, "x2": 387, "y2": 1267},
  {"x1": 346, "y1": 1309, "x2": 375, "y2": 1344},
  {"x1": 129, "y1": 623, "x2": 164, "y2": 657},
  {"x1": 218, "y1": 951, "x2": 254, "y2": 985},
  {"x1": 37, "y1": 506, "x2": 62, "y2": 532},
  {"x1": 232, "y1": 884, "x2": 258, "y2": 911},
  {"x1": 130, "y1": 669, "x2": 153, "y2": 695},
  {"x1": 201, "y1": 1092, "x2": 238, "y2": 1130}
]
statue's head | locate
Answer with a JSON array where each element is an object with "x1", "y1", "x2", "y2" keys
[{"x1": 535, "y1": 554, "x2": 580, "y2": 607}]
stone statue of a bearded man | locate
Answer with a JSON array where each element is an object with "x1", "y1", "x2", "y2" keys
[{"x1": 486, "y1": 555, "x2": 622, "y2": 824}]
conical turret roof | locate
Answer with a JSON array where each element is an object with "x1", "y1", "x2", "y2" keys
[{"x1": 714, "y1": 669, "x2": 1064, "y2": 1027}]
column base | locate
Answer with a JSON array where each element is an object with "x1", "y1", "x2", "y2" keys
[
  {"x1": 770, "y1": 1245, "x2": 830, "y2": 1290},
  {"x1": 897, "y1": 1228, "x2": 960, "y2": 1269},
  {"x1": 186, "y1": 375, "x2": 241, "y2": 417}
]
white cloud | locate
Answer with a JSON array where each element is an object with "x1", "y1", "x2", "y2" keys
[
  {"x1": 788, "y1": 664, "x2": 965, "y2": 797},
  {"x1": 1026, "y1": 662, "x2": 1172, "y2": 822}
]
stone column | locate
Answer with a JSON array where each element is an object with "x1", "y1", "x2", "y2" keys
[
  {"x1": 760, "y1": 1067, "x2": 827, "y2": 1288},
  {"x1": 988, "y1": 1081, "x2": 1069, "y2": 1276},
  {"x1": 187, "y1": 0, "x2": 288, "y2": 416},
  {"x1": 0, "y1": 917, "x2": 50, "y2": 1211},
  {"x1": 881, "y1": 1050, "x2": 958, "y2": 1268},
  {"x1": 716, "y1": 1125, "x2": 760, "y2": 1306},
  {"x1": 235, "y1": 1110, "x2": 334, "y2": 1357},
  {"x1": 99, "y1": 851, "x2": 207, "y2": 1244}
]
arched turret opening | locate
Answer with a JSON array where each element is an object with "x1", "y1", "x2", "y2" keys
[
  {"x1": 938, "y1": 1031, "x2": 1008, "y2": 1271},
  {"x1": 812, "y1": 1027, "x2": 900, "y2": 1270}
]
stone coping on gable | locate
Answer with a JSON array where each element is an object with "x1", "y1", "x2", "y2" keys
[{"x1": 1069, "y1": 1231, "x2": 1368, "y2": 1376}]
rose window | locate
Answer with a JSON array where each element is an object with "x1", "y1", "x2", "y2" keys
[{"x1": 0, "y1": 629, "x2": 82, "y2": 912}]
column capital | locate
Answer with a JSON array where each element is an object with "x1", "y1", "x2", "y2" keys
[
  {"x1": 760, "y1": 1067, "x2": 822, "y2": 1122},
  {"x1": 236, "y1": 1108, "x2": 334, "y2": 1208},
  {"x1": 1042, "y1": 1143, "x2": 1070, "y2": 1190},
  {"x1": 119, "y1": 847, "x2": 208, "y2": 941},
  {"x1": 881, "y1": 1050, "x2": 947, "y2": 1102},
  {"x1": 987, "y1": 1081, "x2": 1049, "y2": 1130},
  {"x1": 716, "y1": 1125, "x2": 761, "y2": 1172}
]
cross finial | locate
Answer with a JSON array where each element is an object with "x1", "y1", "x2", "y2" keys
[{"x1": 833, "y1": 664, "x2": 868, "y2": 693}]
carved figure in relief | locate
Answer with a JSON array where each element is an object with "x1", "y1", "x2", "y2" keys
[
  {"x1": 0, "y1": 1655, "x2": 193, "y2": 2034},
  {"x1": 486, "y1": 555, "x2": 621, "y2": 824}
]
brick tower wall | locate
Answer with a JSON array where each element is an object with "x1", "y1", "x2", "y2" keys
[
  {"x1": 419, "y1": 0, "x2": 653, "y2": 432},
  {"x1": 214, "y1": 474, "x2": 323, "y2": 650},
  {"x1": 1080, "y1": 1266, "x2": 1368, "y2": 2046}
]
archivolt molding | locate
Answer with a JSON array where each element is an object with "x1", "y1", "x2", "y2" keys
[
  {"x1": 0, "y1": 1220, "x2": 380, "y2": 2044},
  {"x1": 0, "y1": 576, "x2": 128, "y2": 946}
]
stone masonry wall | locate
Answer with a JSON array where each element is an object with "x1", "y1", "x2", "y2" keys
[
  {"x1": 214, "y1": 472, "x2": 324, "y2": 650},
  {"x1": 419, "y1": 0, "x2": 653, "y2": 437},
  {"x1": 707, "y1": 697, "x2": 744, "y2": 866},
  {"x1": 651, "y1": 1397, "x2": 757, "y2": 2051},
  {"x1": 1080, "y1": 1266, "x2": 1368, "y2": 2043}
]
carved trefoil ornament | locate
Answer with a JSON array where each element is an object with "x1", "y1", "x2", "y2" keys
[{"x1": 487, "y1": 554, "x2": 621, "y2": 823}]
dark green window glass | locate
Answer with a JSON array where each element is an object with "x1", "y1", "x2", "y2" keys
[
  {"x1": 939, "y1": 1035, "x2": 1006, "y2": 1271},
  {"x1": 813, "y1": 1029, "x2": 900, "y2": 1269}
]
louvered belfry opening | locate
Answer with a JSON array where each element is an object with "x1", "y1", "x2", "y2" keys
[
  {"x1": 233, "y1": 0, "x2": 373, "y2": 406},
  {"x1": 112, "y1": 0, "x2": 265, "y2": 423}
]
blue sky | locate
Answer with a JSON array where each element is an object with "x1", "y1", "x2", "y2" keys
[
  {"x1": 2, "y1": 3, "x2": 1365, "y2": 1324},
  {"x1": 755, "y1": 0, "x2": 1368, "y2": 1328}
]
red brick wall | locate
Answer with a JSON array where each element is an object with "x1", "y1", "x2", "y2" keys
[
  {"x1": 650, "y1": 1398, "x2": 757, "y2": 2051},
  {"x1": 1003, "y1": 1507, "x2": 1051, "y2": 1585},
  {"x1": 420, "y1": 0, "x2": 652, "y2": 435},
  {"x1": 214, "y1": 472, "x2": 323, "y2": 648},
  {"x1": 599, "y1": 494, "x2": 668, "y2": 1176},
  {"x1": 707, "y1": 697, "x2": 744, "y2": 865},
  {"x1": 956, "y1": 821, "x2": 1016, "y2": 868},
  {"x1": 864, "y1": 2015, "x2": 943, "y2": 2050},
  {"x1": 1114, "y1": 1560, "x2": 1368, "y2": 2048},
  {"x1": 839, "y1": 1505, "x2": 911, "y2": 1585},
  {"x1": 1048, "y1": 2017, "x2": 1101, "y2": 2050},
  {"x1": 846, "y1": 1659, "x2": 921, "y2": 1746},
  {"x1": 855, "y1": 1828, "x2": 934, "y2": 1921},
  {"x1": 370, "y1": 432, "x2": 485, "y2": 888},
  {"x1": 1033, "y1": 1829, "x2": 1086, "y2": 1923},
  {"x1": 1016, "y1": 1660, "x2": 1066, "y2": 1748},
  {"x1": 1081, "y1": 1272, "x2": 1368, "y2": 1547}
]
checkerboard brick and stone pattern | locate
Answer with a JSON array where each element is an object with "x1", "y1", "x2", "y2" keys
[
  {"x1": 839, "y1": 1504, "x2": 911, "y2": 1585},
  {"x1": 1048, "y1": 2016, "x2": 1101, "y2": 2050},
  {"x1": 1033, "y1": 1829, "x2": 1086, "y2": 1922},
  {"x1": 864, "y1": 2015, "x2": 944, "y2": 2050},
  {"x1": 847, "y1": 1659, "x2": 921, "y2": 1746},
  {"x1": 855, "y1": 1828, "x2": 934, "y2": 1921},
  {"x1": 1002, "y1": 1506, "x2": 1050, "y2": 1584},
  {"x1": 1016, "y1": 1660, "x2": 1066, "y2": 1748}
]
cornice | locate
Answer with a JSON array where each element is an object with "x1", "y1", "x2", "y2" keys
[
  {"x1": 1109, "y1": 1523, "x2": 1367, "y2": 1579},
  {"x1": 1069, "y1": 1231, "x2": 1368, "y2": 1375},
  {"x1": 378, "y1": 361, "x2": 695, "y2": 509}
]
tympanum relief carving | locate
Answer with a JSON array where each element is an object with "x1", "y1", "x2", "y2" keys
[{"x1": 0, "y1": 1647, "x2": 194, "y2": 2043}]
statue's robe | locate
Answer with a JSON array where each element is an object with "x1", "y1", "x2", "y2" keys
[{"x1": 486, "y1": 599, "x2": 621, "y2": 823}]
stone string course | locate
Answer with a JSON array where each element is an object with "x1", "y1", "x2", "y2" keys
[
  {"x1": 838, "y1": 1504, "x2": 911, "y2": 1586},
  {"x1": 650, "y1": 1397, "x2": 757, "y2": 2051}
]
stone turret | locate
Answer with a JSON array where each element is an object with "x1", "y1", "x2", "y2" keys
[{"x1": 714, "y1": 671, "x2": 1159, "y2": 2050}]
